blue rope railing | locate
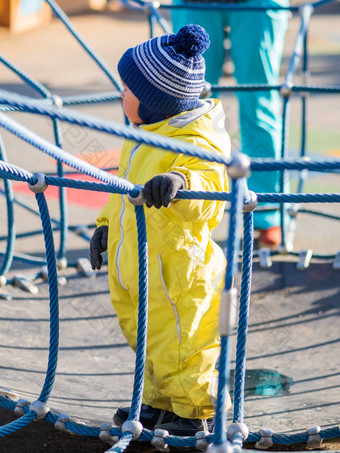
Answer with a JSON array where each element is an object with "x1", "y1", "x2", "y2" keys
[{"x1": 0, "y1": 0, "x2": 339, "y2": 451}]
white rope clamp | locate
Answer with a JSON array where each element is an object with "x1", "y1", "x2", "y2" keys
[
  {"x1": 280, "y1": 81, "x2": 293, "y2": 98},
  {"x1": 297, "y1": 249, "x2": 312, "y2": 270},
  {"x1": 243, "y1": 190, "x2": 258, "y2": 212},
  {"x1": 219, "y1": 288, "x2": 238, "y2": 336},
  {"x1": 99, "y1": 423, "x2": 119, "y2": 445},
  {"x1": 306, "y1": 426, "x2": 322, "y2": 448},
  {"x1": 201, "y1": 82, "x2": 212, "y2": 99},
  {"x1": 14, "y1": 399, "x2": 30, "y2": 417},
  {"x1": 259, "y1": 248, "x2": 272, "y2": 269},
  {"x1": 28, "y1": 172, "x2": 48, "y2": 193},
  {"x1": 227, "y1": 423, "x2": 249, "y2": 442},
  {"x1": 55, "y1": 413, "x2": 70, "y2": 432},
  {"x1": 127, "y1": 185, "x2": 146, "y2": 206},
  {"x1": 49, "y1": 94, "x2": 63, "y2": 108},
  {"x1": 121, "y1": 420, "x2": 143, "y2": 440},
  {"x1": 30, "y1": 400, "x2": 50, "y2": 421},
  {"x1": 195, "y1": 431, "x2": 211, "y2": 451},
  {"x1": 255, "y1": 428, "x2": 273, "y2": 449},
  {"x1": 228, "y1": 153, "x2": 251, "y2": 180},
  {"x1": 0, "y1": 275, "x2": 7, "y2": 287},
  {"x1": 151, "y1": 428, "x2": 170, "y2": 452},
  {"x1": 333, "y1": 252, "x2": 340, "y2": 270}
]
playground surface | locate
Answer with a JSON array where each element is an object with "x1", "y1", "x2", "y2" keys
[{"x1": 0, "y1": 1, "x2": 339, "y2": 452}]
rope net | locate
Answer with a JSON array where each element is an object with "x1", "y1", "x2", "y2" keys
[{"x1": 0, "y1": 0, "x2": 339, "y2": 451}]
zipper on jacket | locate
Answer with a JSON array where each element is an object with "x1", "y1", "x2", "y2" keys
[
  {"x1": 158, "y1": 254, "x2": 182, "y2": 342},
  {"x1": 116, "y1": 143, "x2": 140, "y2": 290}
]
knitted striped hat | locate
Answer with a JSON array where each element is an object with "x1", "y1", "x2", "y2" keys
[{"x1": 118, "y1": 24, "x2": 210, "y2": 120}]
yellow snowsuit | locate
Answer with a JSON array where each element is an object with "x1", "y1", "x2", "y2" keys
[{"x1": 97, "y1": 99, "x2": 231, "y2": 419}]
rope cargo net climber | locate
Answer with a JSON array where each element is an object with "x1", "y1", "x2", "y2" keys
[{"x1": 0, "y1": 0, "x2": 339, "y2": 451}]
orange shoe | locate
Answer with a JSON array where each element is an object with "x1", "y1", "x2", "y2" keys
[{"x1": 258, "y1": 226, "x2": 282, "y2": 250}]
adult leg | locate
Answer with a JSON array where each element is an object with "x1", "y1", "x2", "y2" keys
[
  {"x1": 228, "y1": 0, "x2": 289, "y2": 230},
  {"x1": 171, "y1": 1, "x2": 226, "y2": 84}
]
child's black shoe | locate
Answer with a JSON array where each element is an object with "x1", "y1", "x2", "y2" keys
[
  {"x1": 154, "y1": 414, "x2": 214, "y2": 436},
  {"x1": 113, "y1": 404, "x2": 174, "y2": 430}
]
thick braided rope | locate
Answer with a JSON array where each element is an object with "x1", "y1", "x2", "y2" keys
[
  {"x1": 61, "y1": 91, "x2": 122, "y2": 107},
  {"x1": 106, "y1": 432, "x2": 134, "y2": 452},
  {"x1": 35, "y1": 192, "x2": 60, "y2": 403},
  {"x1": 0, "y1": 136, "x2": 15, "y2": 276},
  {"x1": 0, "y1": 90, "x2": 232, "y2": 167},
  {"x1": 0, "y1": 111, "x2": 134, "y2": 191},
  {"x1": 43, "y1": 0, "x2": 122, "y2": 91},
  {"x1": 213, "y1": 178, "x2": 244, "y2": 445},
  {"x1": 232, "y1": 212, "x2": 254, "y2": 425},
  {"x1": 2, "y1": 91, "x2": 340, "y2": 173},
  {"x1": 211, "y1": 84, "x2": 340, "y2": 93},
  {"x1": 0, "y1": 411, "x2": 37, "y2": 437},
  {"x1": 52, "y1": 118, "x2": 68, "y2": 260},
  {"x1": 128, "y1": 206, "x2": 148, "y2": 421},
  {"x1": 0, "y1": 54, "x2": 50, "y2": 98},
  {"x1": 0, "y1": 55, "x2": 68, "y2": 261},
  {"x1": 280, "y1": 97, "x2": 290, "y2": 247}
]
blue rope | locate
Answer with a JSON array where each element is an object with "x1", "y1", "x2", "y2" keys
[
  {"x1": 35, "y1": 193, "x2": 59, "y2": 403},
  {"x1": 0, "y1": 110, "x2": 134, "y2": 191},
  {"x1": 0, "y1": 54, "x2": 50, "y2": 98},
  {"x1": 0, "y1": 135, "x2": 15, "y2": 276},
  {"x1": 214, "y1": 178, "x2": 243, "y2": 445},
  {"x1": 0, "y1": 411, "x2": 36, "y2": 437},
  {"x1": 128, "y1": 206, "x2": 148, "y2": 422},
  {"x1": 233, "y1": 212, "x2": 254, "y2": 425},
  {"x1": 44, "y1": 0, "x2": 122, "y2": 92},
  {"x1": 105, "y1": 432, "x2": 134, "y2": 452},
  {"x1": 0, "y1": 90, "x2": 232, "y2": 168}
]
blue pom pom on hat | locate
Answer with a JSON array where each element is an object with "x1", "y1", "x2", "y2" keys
[{"x1": 118, "y1": 24, "x2": 210, "y2": 120}]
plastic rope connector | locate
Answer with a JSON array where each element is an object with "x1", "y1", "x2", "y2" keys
[
  {"x1": 30, "y1": 400, "x2": 50, "y2": 421},
  {"x1": 151, "y1": 429, "x2": 170, "y2": 452},
  {"x1": 227, "y1": 423, "x2": 249, "y2": 441},
  {"x1": 28, "y1": 172, "x2": 48, "y2": 193},
  {"x1": 13, "y1": 274, "x2": 38, "y2": 294},
  {"x1": 297, "y1": 249, "x2": 312, "y2": 270},
  {"x1": 259, "y1": 248, "x2": 272, "y2": 269},
  {"x1": 333, "y1": 252, "x2": 340, "y2": 270},
  {"x1": 207, "y1": 441, "x2": 233, "y2": 453},
  {"x1": 306, "y1": 426, "x2": 322, "y2": 448},
  {"x1": 14, "y1": 399, "x2": 31, "y2": 417},
  {"x1": 49, "y1": 94, "x2": 63, "y2": 108},
  {"x1": 55, "y1": 413, "x2": 70, "y2": 432},
  {"x1": 219, "y1": 288, "x2": 237, "y2": 336},
  {"x1": 127, "y1": 185, "x2": 146, "y2": 206},
  {"x1": 255, "y1": 428, "x2": 273, "y2": 449},
  {"x1": 243, "y1": 190, "x2": 258, "y2": 212},
  {"x1": 195, "y1": 431, "x2": 211, "y2": 451},
  {"x1": 99, "y1": 423, "x2": 119, "y2": 445},
  {"x1": 76, "y1": 258, "x2": 96, "y2": 278},
  {"x1": 121, "y1": 420, "x2": 143, "y2": 440},
  {"x1": 280, "y1": 81, "x2": 293, "y2": 98},
  {"x1": 228, "y1": 153, "x2": 250, "y2": 180},
  {"x1": 0, "y1": 387, "x2": 19, "y2": 401},
  {"x1": 201, "y1": 82, "x2": 212, "y2": 98},
  {"x1": 56, "y1": 257, "x2": 68, "y2": 270},
  {"x1": 0, "y1": 275, "x2": 7, "y2": 287},
  {"x1": 74, "y1": 224, "x2": 89, "y2": 236}
]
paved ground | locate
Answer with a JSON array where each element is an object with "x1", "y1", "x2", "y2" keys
[{"x1": 0, "y1": 1, "x2": 339, "y2": 452}]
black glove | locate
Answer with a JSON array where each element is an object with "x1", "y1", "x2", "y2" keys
[
  {"x1": 90, "y1": 225, "x2": 108, "y2": 270},
  {"x1": 144, "y1": 172, "x2": 186, "y2": 209}
]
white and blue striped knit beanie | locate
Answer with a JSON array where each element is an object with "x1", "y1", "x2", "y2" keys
[{"x1": 118, "y1": 24, "x2": 210, "y2": 122}]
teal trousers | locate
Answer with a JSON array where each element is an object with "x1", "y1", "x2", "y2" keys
[{"x1": 172, "y1": 0, "x2": 289, "y2": 229}]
